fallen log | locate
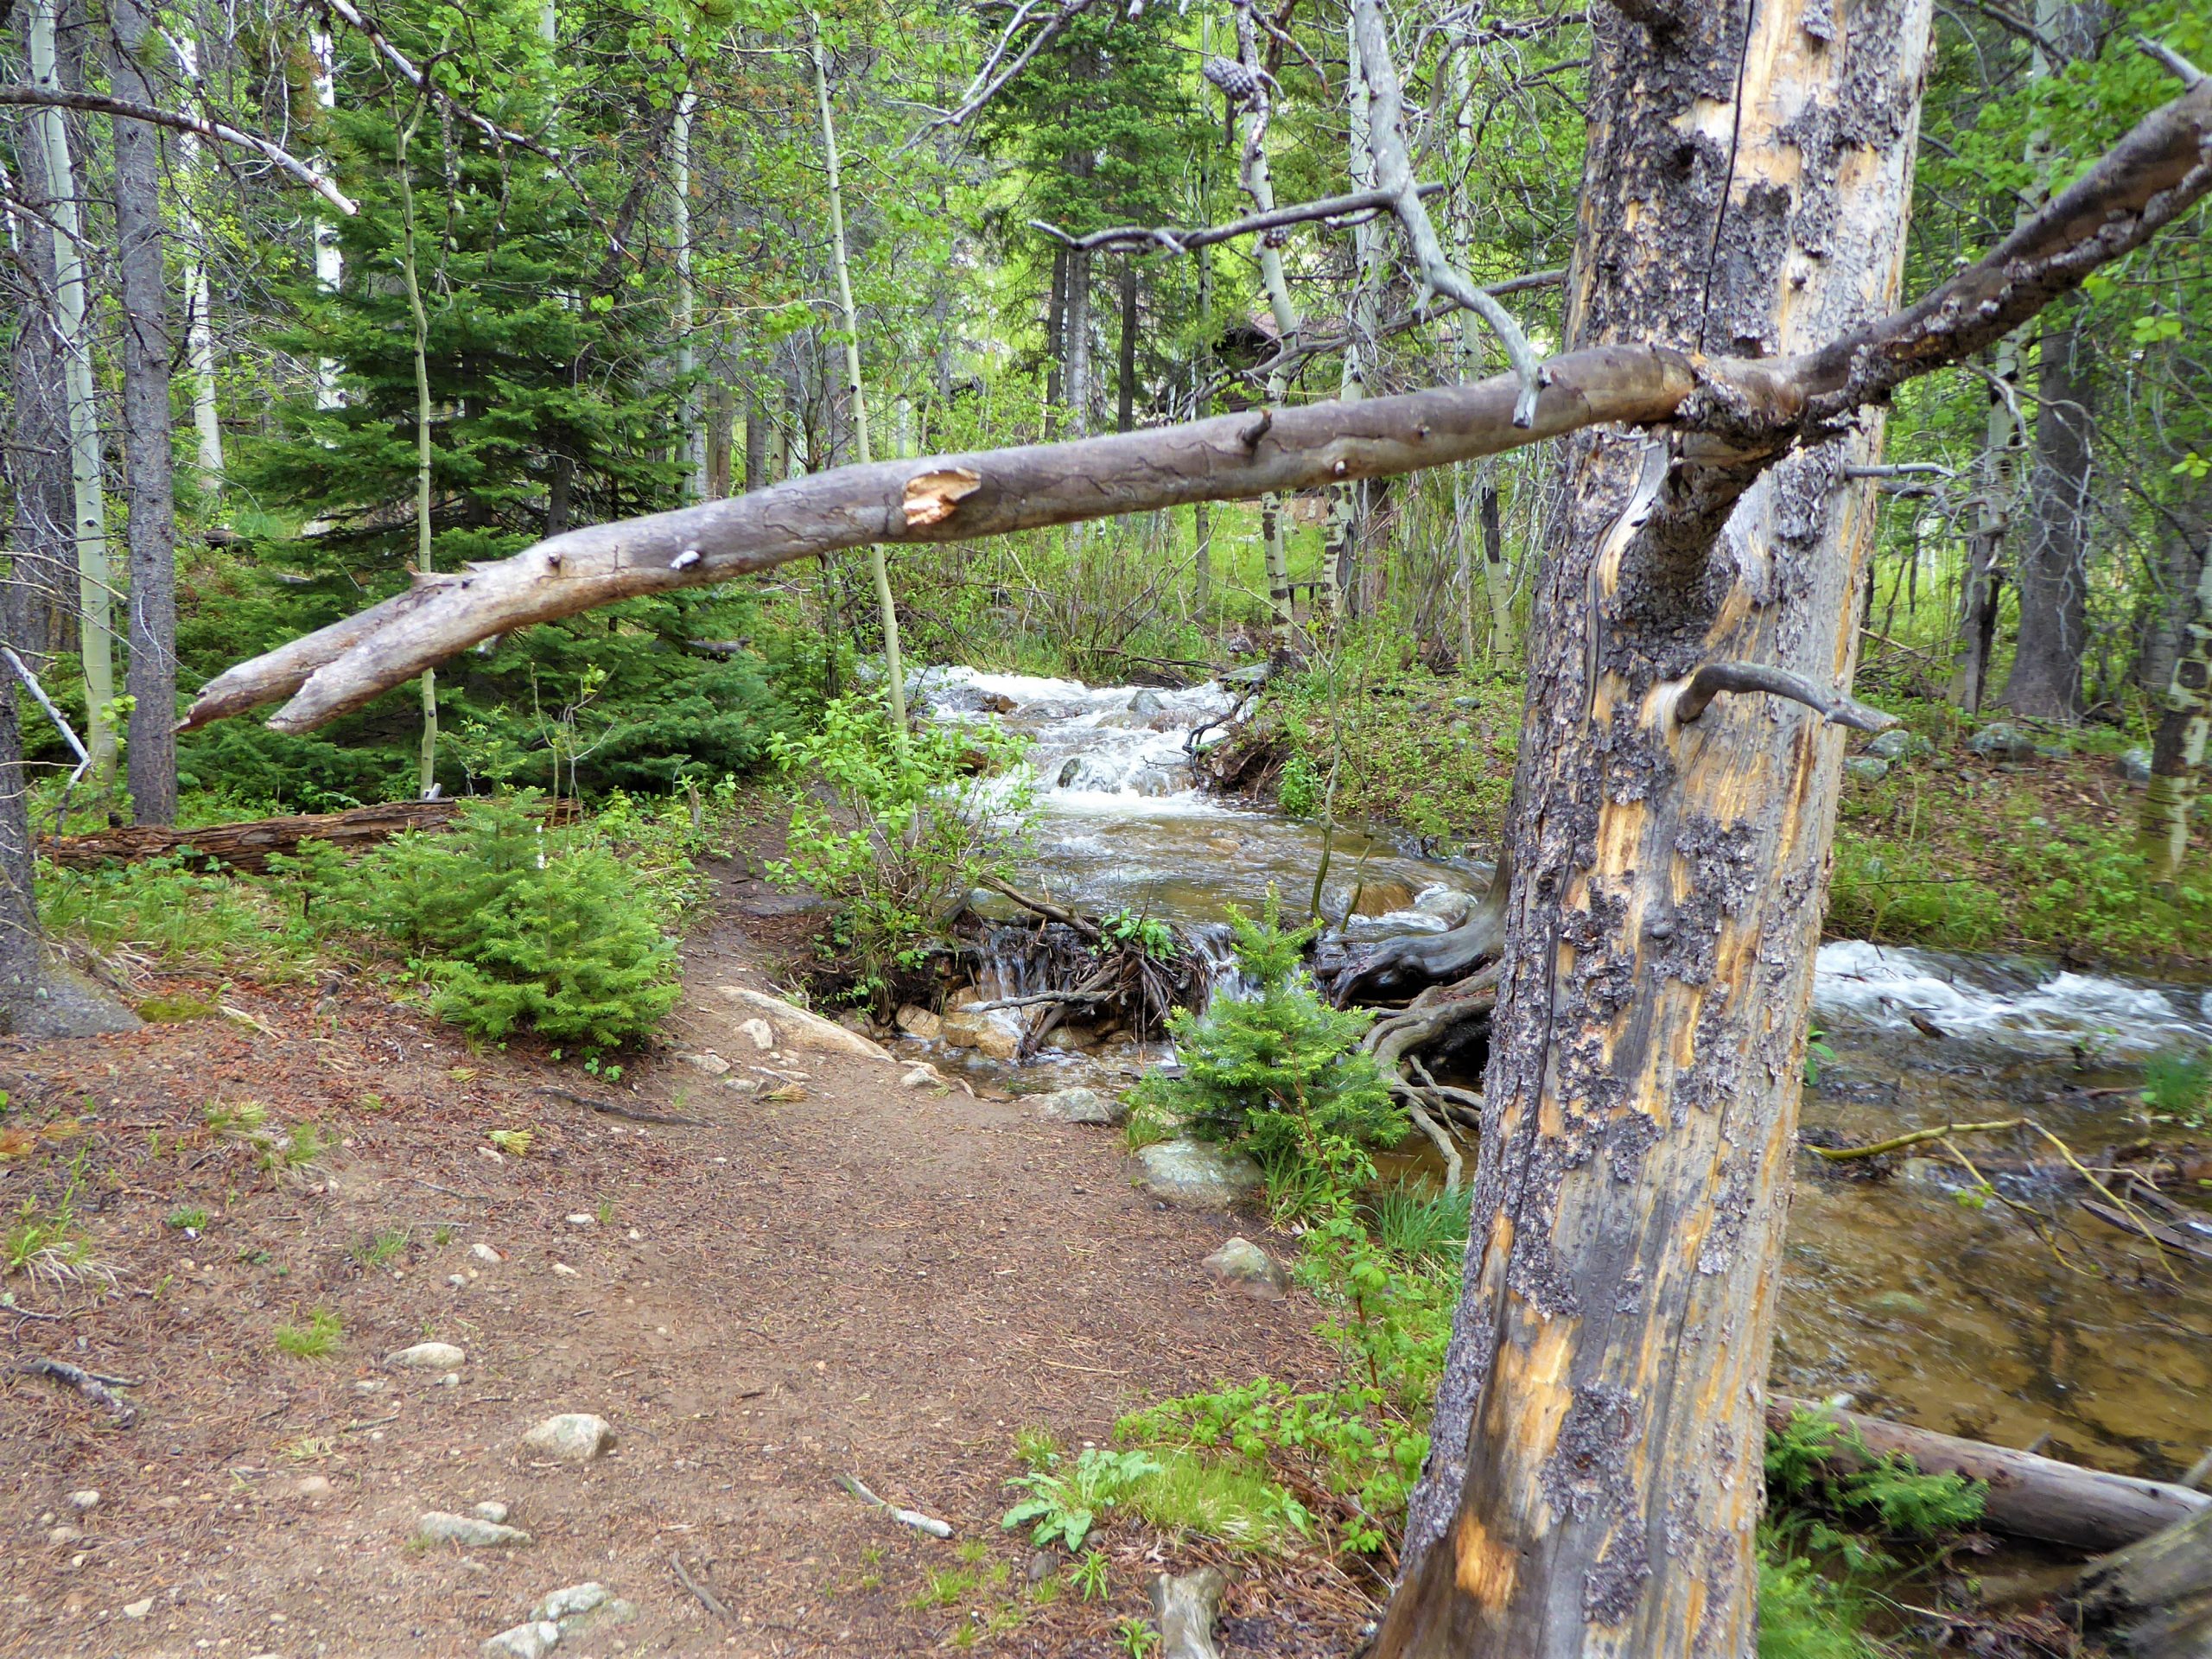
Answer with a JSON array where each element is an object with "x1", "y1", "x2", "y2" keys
[
  {"x1": 40, "y1": 798, "x2": 581, "y2": 874},
  {"x1": 1768, "y1": 1395, "x2": 2208, "y2": 1554},
  {"x1": 2070, "y1": 1503, "x2": 2212, "y2": 1657}
]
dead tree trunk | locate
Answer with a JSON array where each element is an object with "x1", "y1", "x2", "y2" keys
[
  {"x1": 1376, "y1": 8, "x2": 1934, "y2": 1656},
  {"x1": 2072, "y1": 1503, "x2": 2212, "y2": 1658}
]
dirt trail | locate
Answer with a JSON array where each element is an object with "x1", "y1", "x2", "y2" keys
[{"x1": 1, "y1": 863, "x2": 1363, "y2": 1657}]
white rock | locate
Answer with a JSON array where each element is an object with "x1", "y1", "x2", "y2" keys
[
  {"x1": 521, "y1": 1413, "x2": 614, "y2": 1462},
  {"x1": 676, "y1": 1050, "x2": 732, "y2": 1076},
  {"x1": 481, "y1": 1618, "x2": 562, "y2": 1659},
  {"x1": 900, "y1": 1065, "x2": 944, "y2": 1090},
  {"x1": 296, "y1": 1476, "x2": 335, "y2": 1500},
  {"x1": 471, "y1": 1243, "x2": 504, "y2": 1263},
  {"x1": 532, "y1": 1582, "x2": 609, "y2": 1623},
  {"x1": 122, "y1": 1598, "x2": 154, "y2": 1619},
  {"x1": 414, "y1": 1510, "x2": 533, "y2": 1548},
  {"x1": 447, "y1": 1274, "x2": 467, "y2": 1287},
  {"x1": 439, "y1": 1373, "x2": 461, "y2": 1388},
  {"x1": 736, "y1": 1018, "x2": 776, "y2": 1052},
  {"x1": 65, "y1": 1489, "x2": 100, "y2": 1513},
  {"x1": 564, "y1": 1213, "x2": 594, "y2": 1227},
  {"x1": 386, "y1": 1341, "x2": 466, "y2": 1371},
  {"x1": 474, "y1": 1500, "x2": 510, "y2": 1523},
  {"x1": 550, "y1": 1262, "x2": 581, "y2": 1278},
  {"x1": 48, "y1": 1525, "x2": 81, "y2": 1546},
  {"x1": 710, "y1": 985, "x2": 895, "y2": 1059},
  {"x1": 353, "y1": 1377, "x2": 388, "y2": 1395}
]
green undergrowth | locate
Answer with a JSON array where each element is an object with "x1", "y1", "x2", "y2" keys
[{"x1": 41, "y1": 785, "x2": 731, "y2": 1055}]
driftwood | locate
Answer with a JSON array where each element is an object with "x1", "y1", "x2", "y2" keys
[
  {"x1": 1768, "y1": 1395, "x2": 2208, "y2": 1554},
  {"x1": 1329, "y1": 854, "x2": 1510, "y2": 1007},
  {"x1": 977, "y1": 878, "x2": 1209, "y2": 1055},
  {"x1": 2071, "y1": 1503, "x2": 2212, "y2": 1657},
  {"x1": 41, "y1": 798, "x2": 580, "y2": 873}
]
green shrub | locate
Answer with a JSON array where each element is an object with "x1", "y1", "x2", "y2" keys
[
  {"x1": 766, "y1": 691, "x2": 1033, "y2": 1005},
  {"x1": 1129, "y1": 893, "x2": 1400, "y2": 1207},
  {"x1": 2144, "y1": 1047, "x2": 2212, "y2": 1124},
  {"x1": 1368, "y1": 1182, "x2": 1472, "y2": 1265},
  {"x1": 1757, "y1": 1544, "x2": 1878, "y2": 1659},
  {"x1": 1002, "y1": 1448, "x2": 1161, "y2": 1552}
]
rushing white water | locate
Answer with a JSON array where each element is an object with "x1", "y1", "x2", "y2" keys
[{"x1": 915, "y1": 664, "x2": 2212, "y2": 1061}]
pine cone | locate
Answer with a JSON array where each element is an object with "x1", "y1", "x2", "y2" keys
[{"x1": 1203, "y1": 55, "x2": 1260, "y2": 105}]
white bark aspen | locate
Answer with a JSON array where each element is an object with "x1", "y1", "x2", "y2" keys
[
  {"x1": 308, "y1": 26, "x2": 344, "y2": 410},
  {"x1": 175, "y1": 32, "x2": 225, "y2": 493},
  {"x1": 1449, "y1": 41, "x2": 1514, "y2": 665},
  {"x1": 396, "y1": 107, "x2": 437, "y2": 797},
  {"x1": 811, "y1": 20, "x2": 906, "y2": 737},
  {"x1": 2140, "y1": 528, "x2": 2212, "y2": 887},
  {"x1": 1192, "y1": 13, "x2": 1217, "y2": 619},
  {"x1": 1230, "y1": 0, "x2": 1299, "y2": 643},
  {"x1": 1320, "y1": 10, "x2": 1380, "y2": 621},
  {"x1": 672, "y1": 82, "x2": 706, "y2": 499},
  {"x1": 537, "y1": 2, "x2": 557, "y2": 45},
  {"x1": 27, "y1": 0, "x2": 115, "y2": 786}
]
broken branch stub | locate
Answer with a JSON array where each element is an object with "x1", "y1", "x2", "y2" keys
[{"x1": 901, "y1": 467, "x2": 984, "y2": 528}]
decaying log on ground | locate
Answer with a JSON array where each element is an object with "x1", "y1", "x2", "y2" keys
[
  {"x1": 40, "y1": 798, "x2": 581, "y2": 873},
  {"x1": 1767, "y1": 1395, "x2": 2208, "y2": 1553},
  {"x1": 2071, "y1": 1503, "x2": 2212, "y2": 1657}
]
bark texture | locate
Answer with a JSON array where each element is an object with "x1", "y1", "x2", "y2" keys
[
  {"x1": 1999, "y1": 311, "x2": 2096, "y2": 719},
  {"x1": 2140, "y1": 520, "x2": 2211, "y2": 886},
  {"x1": 1377, "y1": 7, "x2": 1933, "y2": 1655},
  {"x1": 2072, "y1": 1503, "x2": 2212, "y2": 1659},
  {"x1": 5, "y1": 111, "x2": 79, "y2": 663},
  {"x1": 109, "y1": 0, "x2": 181, "y2": 823}
]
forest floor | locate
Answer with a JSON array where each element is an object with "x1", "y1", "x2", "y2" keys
[{"x1": 0, "y1": 858, "x2": 1375, "y2": 1659}]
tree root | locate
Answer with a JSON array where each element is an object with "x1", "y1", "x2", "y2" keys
[
  {"x1": 1327, "y1": 853, "x2": 1511, "y2": 1007},
  {"x1": 1360, "y1": 965, "x2": 1500, "y2": 1185}
]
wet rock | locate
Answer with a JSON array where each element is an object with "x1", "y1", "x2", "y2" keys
[
  {"x1": 1202, "y1": 1237, "x2": 1288, "y2": 1300},
  {"x1": 710, "y1": 985, "x2": 894, "y2": 1059},
  {"x1": 1052, "y1": 1022, "x2": 1104, "y2": 1051},
  {"x1": 386, "y1": 1341, "x2": 466, "y2": 1371},
  {"x1": 1130, "y1": 767, "x2": 1179, "y2": 798},
  {"x1": 481, "y1": 1619, "x2": 561, "y2": 1659},
  {"x1": 895, "y1": 1005, "x2": 942, "y2": 1040},
  {"x1": 521, "y1": 1413, "x2": 614, "y2": 1462},
  {"x1": 939, "y1": 1008, "x2": 1020, "y2": 1060},
  {"x1": 1032, "y1": 1087, "x2": 1125, "y2": 1127},
  {"x1": 1350, "y1": 880, "x2": 1417, "y2": 918},
  {"x1": 416, "y1": 1511, "x2": 533, "y2": 1548},
  {"x1": 1133, "y1": 1140, "x2": 1263, "y2": 1209},
  {"x1": 1862, "y1": 1289, "x2": 1933, "y2": 1322},
  {"x1": 1867, "y1": 728, "x2": 1931, "y2": 762},
  {"x1": 474, "y1": 1501, "x2": 511, "y2": 1523},
  {"x1": 1129, "y1": 690, "x2": 1166, "y2": 718},
  {"x1": 899, "y1": 1064, "x2": 946, "y2": 1090},
  {"x1": 1057, "y1": 758, "x2": 1083, "y2": 788},
  {"x1": 2118, "y1": 747, "x2": 2152, "y2": 785},
  {"x1": 1844, "y1": 757, "x2": 1891, "y2": 783},
  {"x1": 1413, "y1": 886, "x2": 1472, "y2": 926},
  {"x1": 676, "y1": 1050, "x2": 731, "y2": 1076},
  {"x1": 1967, "y1": 722, "x2": 2036, "y2": 760},
  {"x1": 533, "y1": 1582, "x2": 609, "y2": 1623}
]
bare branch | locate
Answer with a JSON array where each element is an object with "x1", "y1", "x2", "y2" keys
[
  {"x1": 1031, "y1": 182, "x2": 1440, "y2": 254},
  {"x1": 316, "y1": 0, "x2": 541, "y2": 151},
  {"x1": 2137, "y1": 33, "x2": 2205, "y2": 89},
  {"x1": 1349, "y1": 0, "x2": 1543, "y2": 426},
  {"x1": 0, "y1": 86, "x2": 357, "y2": 213},
  {"x1": 1669, "y1": 663, "x2": 1899, "y2": 734},
  {"x1": 920, "y1": 0, "x2": 1099, "y2": 136}
]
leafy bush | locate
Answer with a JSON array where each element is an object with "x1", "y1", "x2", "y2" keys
[
  {"x1": 1002, "y1": 1447, "x2": 1162, "y2": 1552},
  {"x1": 766, "y1": 692, "x2": 1033, "y2": 1004},
  {"x1": 1129, "y1": 893, "x2": 1400, "y2": 1205},
  {"x1": 1765, "y1": 1406, "x2": 1986, "y2": 1572},
  {"x1": 1757, "y1": 1544, "x2": 1878, "y2": 1659}
]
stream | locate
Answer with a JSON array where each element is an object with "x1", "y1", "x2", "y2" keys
[{"x1": 912, "y1": 666, "x2": 2212, "y2": 1481}]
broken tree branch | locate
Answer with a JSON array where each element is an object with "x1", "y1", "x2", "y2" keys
[
  {"x1": 11, "y1": 1357, "x2": 140, "y2": 1426},
  {"x1": 1033, "y1": 181, "x2": 1444, "y2": 254},
  {"x1": 1670, "y1": 662, "x2": 1901, "y2": 734},
  {"x1": 0, "y1": 86, "x2": 357, "y2": 213}
]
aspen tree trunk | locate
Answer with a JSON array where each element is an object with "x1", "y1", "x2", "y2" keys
[
  {"x1": 1376, "y1": 6, "x2": 1933, "y2": 1655},
  {"x1": 5, "y1": 108, "x2": 79, "y2": 664},
  {"x1": 1236, "y1": 80, "x2": 1298, "y2": 640},
  {"x1": 174, "y1": 32, "x2": 225, "y2": 495},
  {"x1": 396, "y1": 105, "x2": 438, "y2": 798},
  {"x1": 1064, "y1": 248, "x2": 1092, "y2": 437},
  {"x1": 810, "y1": 21, "x2": 906, "y2": 737},
  {"x1": 308, "y1": 23, "x2": 343, "y2": 410},
  {"x1": 2140, "y1": 525, "x2": 2211, "y2": 887},
  {"x1": 109, "y1": 0, "x2": 181, "y2": 823},
  {"x1": 1448, "y1": 43, "x2": 1510, "y2": 666},
  {"x1": 27, "y1": 0, "x2": 115, "y2": 790},
  {"x1": 1043, "y1": 245, "x2": 1065, "y2": 438},
  {"x1": 672, "y1": 80, "x2": 706, "y2": 499},
  {"x1": 1320, "y1": 5, "x2": 1380, "y2": 624},
  {"x1": 1192, "y1": 18, "x2": 1216, "y2": 618}
]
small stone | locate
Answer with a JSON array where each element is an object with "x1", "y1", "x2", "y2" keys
[
  {"x1": 676, "y1": 1050, "x2": 732, "y2": 1077},
  {"x1": 471, "y1": 1243, "x2": 504, "y2": 1263},
  {"x1": 532, "y1": 1582, "x2": 609, "y2": 1623},
  {"x1": 447, "y1": 1274, "x2": 467, "y2": 1288},
  {"x1": 626, "y1": 1228, "x2": 643, "y2": 1242},
  {"x1": 550, "y1": 1262, "x2": 581, "y2": 1278},
  {"x1": 1843, "y1": 756, "x2": 1890, "y2": 783},
  {"x1": 521, "y1": 1413, "x2": 614, "y2": 1462},
  {"x1": 413, "y1": 1510, "x2": 533, "y2": 1548},
  {"x1": 1967, "y1": 721, "x2": 2036, "y2": 760},
  {"x1": 65, "y1": 1489, "x2": 100, "y2": 1513},
  {"x1": 1866, "y1": 728, "x2": 1930, "y2": 763},
  {"x1": 48, "y1": 1525, "x2": 82, "y2": 1546},
  {"x1": 481, "y1": 1618, "x2": 562, "y2": 1659},
  {"x1": 1863, "y1": 1289, "x2": 1933, "y2": 1322},
  {"x1": 1202, "y1": 1236, "x2": 1291, "y2": 1300},
  {"x1": 564, "y1": 1213, "x2": 594, "y2": 1228},
  {"x1": 719, "y1": 1076, "x2": 761, "y2": 1096},
  {"x1": 439, "y1": 1372, "x2": 461, "y2": 1388},
  {"x1": 1031, "y1": 1086, "x2": 1126, "y2": 1128},
  {"x1": 386, "y1": 1341, "x2": 466, "y2": 1371},
  {"x1": 1132, "y1": 1140, "x2": 1264, "y2": 1209},
  {"x1": 1027, "y1": 1550, "x2": 1054, "y2": 1585},
  {"x1": 123, "y1": 1598, "x2": 155, "y2": 1619},
  {"x1": 899, "y1": 1064, "x2": 939, "y2": 1090},
  {"x1": 296, "y1": 1476, "x2": 335, "y2": 1500},
  {"x1": 894, "y1": 1005, "x2": 942, "y2": 1041},
  {"x1": 353, "y1": 1377, "x2": 388, "y2": 1395},
  {"x1": 938, "y1": 1008, "x2": 1020, "y2": 1060},
  {"x1": 474, "y1": 1500, "x2": 511, "y2": 1523},
  {"x1": 737, "y1": 1019, "x2": 777, "y2": 1052},
  {"x1": 2119, "y1": 746, "x2": 2152, "y2": 785}
]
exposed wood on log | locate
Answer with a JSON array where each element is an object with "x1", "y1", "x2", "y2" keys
[
  {"x1": 40, "y1": 798, "x2": 582, "y2": 874},
  {"x1": 1766, "y1": 1395, "x2": 2208, "y2": 1554}
]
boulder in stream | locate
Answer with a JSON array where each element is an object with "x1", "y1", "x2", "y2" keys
[
  {"x1": 1133, "y1": 1140, "x2": 1263, "y2": 1209},
  {"x1": 939, "y1": 1008, "x2": 1020, "y2": 1059}
]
